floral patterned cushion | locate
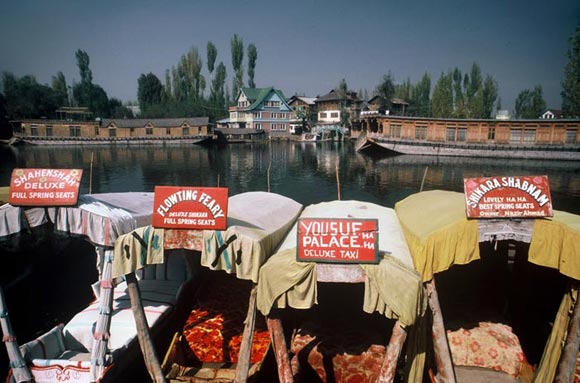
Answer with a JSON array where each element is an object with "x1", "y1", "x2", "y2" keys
[{"x1": 447, "y1": 322, "x2": 528, "y2": 378}]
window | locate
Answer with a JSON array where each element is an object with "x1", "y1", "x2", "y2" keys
[
  {"x1": 488, "y1": 127, "x2": 496, "y2": 140},
  {"x1": 109, "y1": 128, "x2": 116, "y2": 137},
  {"x1": 446, "y1": 128, "x2": 456, "y2": 141},
  {"x1": 565, "y1": 129, "x2": 577, "y2": 144},
  {"x1": 319, "y1": 112, "x2": 327, "y2": 119},
  {"x1": 30, "y1": 125, "x2": 38, "y2": 136},
  {"x1": 183, "y1": 127, "x2": 189, "y2": 136},
  {"x1": 330, "y1": 112, "x2": 339, "y2": 118},
  {"x1": 46, "y1": 126, "x2": 53, "y2": 136},
  {"x1": 510, "y1": 128, "x2": 522, "y2": 144},
  {"x1": 253, "y1": 112, "x2": 262, "y2": 118},
  {"x1": 272, "y1": 123, "x2": 286, "y2": 131},
  {"x1": 146, "y1": 128, "x2": 153, "y2": 135},
  {"x1": 457, "y1": 128, "x2": 467, "y2": 142},
  {"x1": 415, "y1": 126, "x2": 427, "y2": 140},
  {"x1": 264, "y1": 101, "x2": 280, "y2": 108},
  {"x1": 95, "y1": 126, "x2": 100, "y2": 136},
  {"x1": 238, "y1": 101, "x2": 249, "y2": 107},
  {"x1": 389, "y1": 124, "x2": 402, "y2": 138},
  {"x1": 255, "y1": 123, "x2": 262, "y2": 130},
  {"x1": 166, "y1": 128, "x2": 171, "y2": 135},
  {"x1": 69, "y1": 126, "x2": 81, "y2": 137},
  {"x1": 523, "y1": 129, "x2": 536, "y2": 144}
]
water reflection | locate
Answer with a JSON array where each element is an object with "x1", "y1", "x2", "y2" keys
[{"x1": 1, "y1": 142, "x2": 579, "y2": 213}]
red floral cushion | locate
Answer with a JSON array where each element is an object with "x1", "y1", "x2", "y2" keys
[
  {"x1": 182, "y1": 274, "x2": 269, "y2": 364},
  {"x1": 447, "y1": 322, "x2": 528, "y2": 378}
]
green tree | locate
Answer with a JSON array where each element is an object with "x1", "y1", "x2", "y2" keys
[
  {"x1": 482, "y1": 75, "x2": 498, "y2": 118},
  {"x1": 2, "y1": 72, "x2": 60, "y2": 119},
  {"x1": 230, "y1": 34, "x2": 244, "y2": 99},
  {"x1": 0, "y1": 91, "x2": 11, "y2": 138},
  {"x1": 431, "y1": 72, "x2": 454, "y2": 118},
  {"x1": 210, "y1": 61, "x2": 227, "y2": 116},
  {"x1": 375, "y1": 73, "x2": 395, "y2": 111},
  {"x1": 247, "y1": 43, "x2": 258, "y2": 88},
  {"x1": 108, "y1": 98, "x2": 134, "y2": 119},
  {"x1": 515, "y1": 85, "x2": 546, "y2": 119},
  {"x1": 137, "y1": 72, "x2": 164, "y2": 113},
  {"x1": 72, "y1": 49, "x2": 110, "y2": 116},
  {"x1": 562, "y1": 25, "x2": 580, "y2": 117},
  {"x1": 337, "y1": 78, "x2": 350, "y2": 127},
  {"x1": 207, "y1": 41, "x2": 217, "y2": 80},
  {"x1": 452, "y1": 68, "x2": 465, "y2": 117},
  {"x1": 51, "y1": 71, "x2": 69, "y2": 107},
  {"x1": 413, "y1": 72, "x2": 431, "y2": 117}
]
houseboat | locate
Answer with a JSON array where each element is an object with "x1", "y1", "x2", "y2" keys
[
  {"x1": 10, "y1": 117, "x2": 215, "y2": 146},
  {"x1": 357, "y1": 115, "x2": 580, "y2": 160}
]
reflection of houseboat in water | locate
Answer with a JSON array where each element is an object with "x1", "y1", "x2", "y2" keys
[
  {"x1": 357, "y1": 115, "x2": 580, "y2": 160},
  {"x1": 300, "y1": 124, "x2": 347, "y2": 142}
]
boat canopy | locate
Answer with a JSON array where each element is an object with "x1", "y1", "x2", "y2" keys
[
  {"x1": 394, "y1": 190, "x2": 580, "y2": 282},
  {"x1": 0, "y1": 192, "x2": 154, "y2": 248},
  {"x1": 112, "y1": 191, "x2": 303, "y2": 280},
  {"x1": 256, "y1": 200, "x2": 424, "y2": 328}
]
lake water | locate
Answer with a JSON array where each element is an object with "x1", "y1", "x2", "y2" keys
[
  {"x1": 1, "y1": 141, "x2": 579, "y2": 380},
  {"x1": 2, "y1": 141, "x2": 579, "y2": 213}
]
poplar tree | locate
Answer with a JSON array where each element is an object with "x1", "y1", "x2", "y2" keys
[
  {"x1": 562, "y1": 25, "x2": 580, "y2": 117},
  {"x1": 231, "y1": 34, "x2": 244, "y2": 99},
  {"x1": 51, "y1": 71, "x2": 69, "y2": 107},
  {"x1": 247, "y1": 43, "x2": 258, "y2": 88},
  {"x1": 431, "y1": 72, "x2": 454, "y2": 118},
  {"x1": 207, "y1": 41, "x2": 217, "y2": 81}
]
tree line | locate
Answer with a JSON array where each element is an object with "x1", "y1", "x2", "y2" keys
[{"x1": 1, "y1": 26, "x2": 579, "y2": 127}]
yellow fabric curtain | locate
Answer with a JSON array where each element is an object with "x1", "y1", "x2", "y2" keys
[
  {"x1": 529, "y1": 210, "x2": 580, "y2": 281},
  {"x1": 395, "y1": 190, "x2": 480, "y2": 282}
]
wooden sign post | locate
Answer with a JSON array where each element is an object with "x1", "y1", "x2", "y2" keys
[
  {"x1": 297, "y1": 218, "x2": 379, "y2": 264},
  {"x1": 152, "y1": 186, "x2": 228, "y2": 230}
]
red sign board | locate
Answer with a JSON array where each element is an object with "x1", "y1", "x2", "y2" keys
[
  {"x1": 9, "y1": 168, "x2": 83, "y2": 206},
  {"x1": 297, "y1": 218, "x2": 379, "y2": 264},
  {"x1": 152, "y1": 186, "x2": 228, "y2": 230},
  {"x1": 464, "y1": 175, "x2": 553, "y2": 218}
]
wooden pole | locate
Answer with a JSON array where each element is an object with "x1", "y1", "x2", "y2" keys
[
  {"x1": 89, "y1": 151, "x2": 94, "y2": 194},
  {"x1": 335, "y1": 162, "x2": 341, "y2": 200},
  {"x1": 420, "y1": 166, "x2": 428, "y2": 192},
  {"x1": 235, "y1": 285, "x2": 258, "y2": 383},
  {"x1": 554, "y1": 283, "x2": 580, "y2": 383},
  {"x1": 426, "y1": 278, "x2": 456, "y2": 383},
  {"x1": 126, "y1": 272, "x2": 167, "y2": 383},
  {"x1": 267, "y1": 161, "x2": 271, "y2": 193},
  {"x1": 266, "y1": 316, "x2": 294, "y2": 383},
  {"x1": 377, "y1": 320, "x2": 407, "y2": 383}
]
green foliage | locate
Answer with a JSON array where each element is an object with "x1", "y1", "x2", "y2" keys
[
  {"x1": 431, "y1": 72, "x2": 454, "y2": 118},
  {"x1": 247, "y1": 43, "x2": 258, "y2": 88},
  {"x1": 207, "y1": 41, "x2": 217, "y2": 75},
  {"x1": 231, "y1": 34, "x2": 244, "y2": 98},
  {"x1": 51, "y1": 71, "x2": 69, "y2": 107},
  {"x1": 562, "y1": 25, "x2": 580, "y2": 117},
  {"x1": 375, "y1": 73, "x2": 395, "y2": 110},
  {"x1": 2, "y1": 72, "x2": 61, "y2": 119},
  {"x1": 137, "y1": 72, "x2": 164, "y2": 113},
  {"x1": 515, "y1": 85, "x2": 546, "y2": 119},
  {"x1": 75, "y1": 50, "x2": 92, "y2": 84}
]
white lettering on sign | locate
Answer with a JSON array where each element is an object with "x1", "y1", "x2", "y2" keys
[
  {"x1": 156, "y1": 189, "x2": 225, "y2": 219},
  {"x1": 466, "y1": 176, "x2": 550, "y2": 208},
  {"x1": 13, "y1": 169, "x2": 79, "y2": 187}
]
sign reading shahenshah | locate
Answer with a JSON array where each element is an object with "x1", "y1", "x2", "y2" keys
[
  {"x1": 9, "y1": 168, "x2": 83, "y2": 206},
  {"x1": 463, "y1": 175, "x2": 552, "y2": 218}
]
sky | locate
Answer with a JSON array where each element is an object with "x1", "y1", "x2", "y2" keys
[{"x1": 1, "y1": 0, "x2": 579, "y2": 113}]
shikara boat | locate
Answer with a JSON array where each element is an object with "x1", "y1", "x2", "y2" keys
[
  {"x1": 255, "y1": 200, "x2": 425, "y2": 383},
  {"x1": 112, "y1": 191, "x2": 303, "y2": 382},
  {"x1": 1, "y1": 192, "x2": 154, "y2": 383},
  {"x1": 394, "y1": 190, "x2": 580, "y2": 383}
]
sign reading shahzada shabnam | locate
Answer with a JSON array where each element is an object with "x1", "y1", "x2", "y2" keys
[
  {"x1": 297, "y1": 218, "x2": 379, "y2": 264},
  {"x1": 464, "y1": 175, "x2": 553, "y2": 218},
  {"x1": 153, "y1": 186, "x2": 228, "y2": 230},
  {"x1": 9, "y1": 168, "x2": 83, "y2": 206}
]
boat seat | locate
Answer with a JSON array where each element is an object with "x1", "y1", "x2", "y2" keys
[{"x1": 60, "y1": 251, "x2": 192, "y2": 358}]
